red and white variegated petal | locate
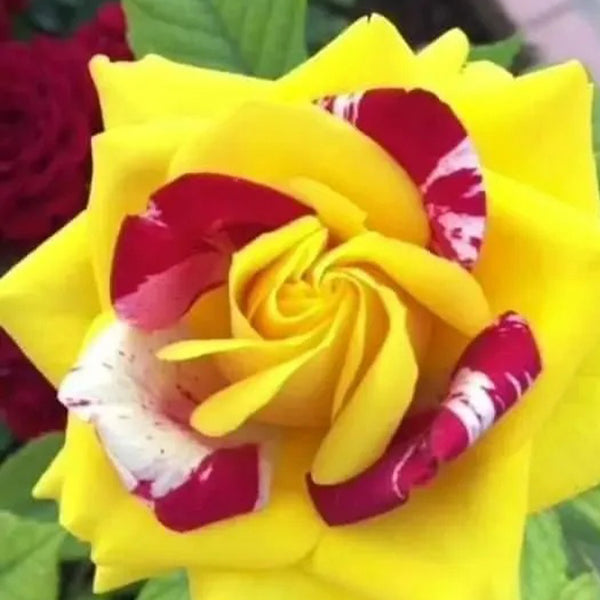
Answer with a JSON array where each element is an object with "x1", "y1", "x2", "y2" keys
[
  {"x1": 112, "y1": 173, "x2": 312, "y2": 331},
  {"x1": 317, "y1": 88, "x2": 486, "y2": 270},
  {"x1": 59, "y1": 321, "x2": 274, "y2": 532},
  {"x1": 308, "y1": 312, "x2": 541, "y2": 526}
]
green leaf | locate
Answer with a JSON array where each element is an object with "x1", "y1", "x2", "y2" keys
[
  {"x1": 561, "y1": 487, "x2": 600, "y2": 539},
  {"x1": 521, "y1": 511, "x2": 570, "y2": 600},
  {"x1": 592, "y1": 90, "x2": 600, "y2": 156},
  {"x1": 0, "y1": 432, "x2": 63, "y2": 521},
  {"x1": 0, "y1": 422, "x2": 13, "y2": 457},
  {"x1": 0, "y1": 511, "x2": 66, "y2": 600},
  {"x1": 558, "y1": 573, "x2": 600, "y2": 600},
  {"x1": 559, "y1": 486, "x2": 600, "y2": 577},
  {"x1": 307, "y1": 4, "x2": 349, "y2": 52},
  {"x1": 60, "y1": 533, "x2": 91, "y2": 562},
  {"x1": 124, "y1": 0, "x2": 308, "y2": 78},
  {"x1": 469, "y1": 35, "x2": 523, "y2": 69},
  {"x1": 313, "y1": 0, "x2": 356, "y2": 8},
  {"x1": 137, "y1": 572, "x2": 189, "y2": 600}
]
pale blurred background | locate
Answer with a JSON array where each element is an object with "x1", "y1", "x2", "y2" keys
[{"x1": 311, "y1": 0, "x2": 600, "y2": 78}]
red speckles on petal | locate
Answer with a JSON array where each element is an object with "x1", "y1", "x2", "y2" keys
[
  {"x1": 317, "y1": 88, "x2": 486, "y2": 270},
  {"x1": 59, "y1": 321, "x2": 273, "y2": 532},
  {"x1": 308, "y1": 312, "x2": 542, "y2": 526},
  {"x1": 112, "y1": 173, "x2": 312, "y2": 331}
]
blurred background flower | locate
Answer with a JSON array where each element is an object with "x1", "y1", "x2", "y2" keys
[
  {"x1": 0, "y1": 0, "x2": 26, "y2": 40},
  {"x1": 0, "y1": 1, "x2": 130, "y2": 440},
  {"x1": 0, "y1": 331, "x2": 65, "y2": 440}
]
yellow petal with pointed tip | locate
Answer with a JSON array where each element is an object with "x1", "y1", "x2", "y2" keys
[
  {"x1": 452, "y1": 61, "x2": 599, "y2": 214},
  {"x1": 33, "y1": 450, "x2": 66, "y2": 500},
  {"x1": 94, "y1": 565, "x2": 165, "y2": 594},
  {"x1": 276, "y1": 14, "x2": 416, "y2": 100},
  {"x1": 0, "y1": 215, "x2": 99, "y2": 386},
  {"x1": 417, "y1": 29, "x2": 469, "y2": 79},
  {"x1": 91, "y1": 54, "x2": 273, "y2": 130}
]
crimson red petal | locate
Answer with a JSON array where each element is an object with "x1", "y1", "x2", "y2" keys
[
  {"x1": 112, "y1": 173, "x2": 312, "y2": 330},
  {"x1": 308, "y1": 312, "x2": 542, "y2": 526},
  {"x1": 317, "y1": 89, "x2": 486, "y2": 269},
  {"x1": 153, "y1": 444, "x2": 260, "y2": 532}
]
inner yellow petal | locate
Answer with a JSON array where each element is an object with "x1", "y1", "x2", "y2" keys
[
  {"x1": 313, "y1": 232, "x2": 491, "y2": 337},
  {"x1": 191, "y1": 288, "x2": 357, "y2": 434},
  {"x1": 282, "y1": 177, "x2": 366, "y2": 241},
  {"x1": 312, "y1": 269, "x2": 418, "y2": 484},
  {"x1": 247, "y1": 228, "x2": 330, "y2": 338},
  {"x1": 229, "y1": 217, "x2": 324, "y2": 339}
]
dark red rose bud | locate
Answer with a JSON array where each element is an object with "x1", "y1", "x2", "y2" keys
[
  {"x1": 0, "y1": 0, "x2": 27, "y2": 41},
  {"x1": 0, "y1": 330, "x2": 65, "y2": 441},
  {"x1": 76, "y1": 2, "x2": 133, "y2": 62},
  {"x1": 0, "y1": 38, "x2": 94, "y2": 246},
  {"x1": 0, "y1": 3, "x2": 131, "y2": 247}
]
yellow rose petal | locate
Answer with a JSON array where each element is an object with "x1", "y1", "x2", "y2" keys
[
  {"x1": 169, "y1": 101, "x2": 427, "y2": 246},
  {"x1": 190, "y1": 568, "x2": 363, "y2": 600},
  {"x1": 528, "y1": 334, "x2": 600, "y2": 511},
  {"x1": 53, "y1": 415, "x2": 323, "y2": 572},
  {"x1": 310, "y1": 443, "x2": 530, "y2": 600},
  {"x1": 474, "y1": 170, "x2": 600, "y2": 457},
  {"x1": 276, "y1": 14, "x2": 415, "y2": 100},
  {"x1": 0, "y1": 215, "x2": 99, "y2": 385},
  {"x1": 91, "y1": 54, "x2": 274, "y2": 130},
  {"x1": 94, "y1": 565, "x2": 165, "y2": 594},
  {"x1": 282, "y1": 177, "x2": 366, "y2": 241},
  {"x1": 328, "y1": 270, "x2": 388, "y2": 420},
  {"x1": 452, "y1": 61, "x2": 599, "y2": 214},
  {"x1": 192, "y1": 289, "x2": 356, "y2": 433},
  {"x1": 313, "y1": 232, "x2": 491, "y2": 337},
  {"x1": 416, "y1": 29, "x2": 469, "y2": 80},
  {"x1": 229, "y1": 217, "x2": 324, "y2": 338},
  {"x1": 89, "y1": 120, "x2": 208, "y2": 306},
  {"x1": 311, "y1": 269, "x2": 418, "y2": 484}
]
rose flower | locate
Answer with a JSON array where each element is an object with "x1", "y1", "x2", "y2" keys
[
  {"x1": 0, "y1": 3, "x2": 130, "y2": 246},
  {"x1": 2, "y1": 15, "x2": 600, "y2": 600}
]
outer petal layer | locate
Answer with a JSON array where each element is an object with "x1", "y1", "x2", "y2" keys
[
  {"x1": 0, "y1": 215, "x2": 99, "y2": 385},
  {"x1": 528, "y1": 341, "x2": 600, "y2": 511},
  {"x1": 190, "y1": 568, "x2": 364, "y2": 600},
  {"x1": 91, "y1": 54, "x2": 273, "y2": 129},
  {"x1": 310, "y1": 442, "x2": 531, "y2": 600}
]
